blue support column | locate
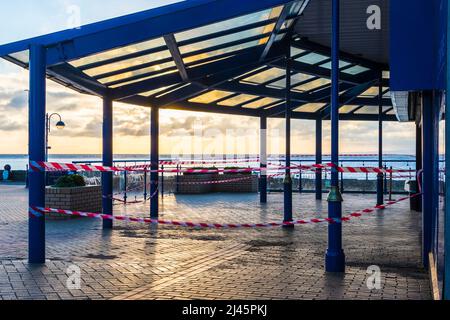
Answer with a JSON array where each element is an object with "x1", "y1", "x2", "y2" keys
[
  {"x1": 150, "y1": 107, "x2": 159, "y2": 218},
  {"x1": 315, "y1": 118, "x2": 323, "y2": 200},
  {"x1": 444, "y1": 1, "x2": 450, "y2": 298},
  {"x1": 325, "y1": 0, "x2": 345, "y2": 272},
  {"x1": 377, "y1": 75, "x2": 384, "y2": 206},
  {"x1": 260, "y1": 116, "x2": 268, "y2": 203},
  {"x1": 102, "y1": 97, "x2": 113, "y2": 229},
  {"x1": 28, "y1": 44, "x2": 46, "y2": 264},
  {"x1": 422, "y1": 90, "x2": 439, "y2": 269},
  {"x1": 283, "y1": 47, "x2": 293, "y2": 227}
]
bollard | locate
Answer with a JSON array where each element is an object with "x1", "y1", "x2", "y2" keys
[
  {"x1": 124, "y1": 170, "x2": 128, "y2": 204},
  {"x1": 388, "y1": 166, "x2": 393, "y2": 201},
  {"x1": 161, "y1": 165, "x2": 164, "y2": 198},
  {"x1": 298, "y1": 164, "x2": 303, "y2": 194},
  {"x1": 143, "y1": 168, "x2": 148, "y2": 200}
]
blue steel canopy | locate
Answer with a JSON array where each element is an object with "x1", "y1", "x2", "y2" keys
[{"x1": 0, "y1": 0, "x2": 394, "y2": 121}]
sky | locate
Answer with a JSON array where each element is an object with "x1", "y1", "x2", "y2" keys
[{"x1": 0, "y1": 0, "x2": 416, "y2": 156}]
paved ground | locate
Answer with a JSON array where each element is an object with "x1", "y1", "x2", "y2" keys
[{"x1": 0, "y1": 184, "x2": 431, "y2": 300}]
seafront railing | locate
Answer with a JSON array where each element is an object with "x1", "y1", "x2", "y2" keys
[{"x1": 66, "y1": 156, "x2": 431, "y2": 203}]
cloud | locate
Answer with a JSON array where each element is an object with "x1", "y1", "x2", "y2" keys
[
  {"x1": 0, "y1": 120, "x2": 22, "y2": 132},
  {"x1": 8, "y1": 92, "x2": 28, "y2": 109}
]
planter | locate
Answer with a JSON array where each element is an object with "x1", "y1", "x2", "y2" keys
[
  {"x1": 177, "y1": 174, "x2": 217, "y2": 194},
  {"x1": 176, "y1": 173, "x2": 258, "y2": 194},
  {"x1": 45, "y1": 186, "x2": 102, "y2": 219},
  {"x1": 215, "y1": 174, "x2": 258, "y2": 193}
]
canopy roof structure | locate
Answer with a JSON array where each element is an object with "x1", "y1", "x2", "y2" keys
[{"x1": 0, "y1": 0, "x2": 394, "y2": 121}]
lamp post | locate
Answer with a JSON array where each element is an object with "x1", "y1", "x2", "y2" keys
[{"x1": 45, "y1": 113, "x2": 65, "y2": 161}]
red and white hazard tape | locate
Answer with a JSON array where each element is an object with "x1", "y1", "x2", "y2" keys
[
  {"x1": 30, "y1": 161, "x2": 414, "y2": 175},
  {"x1": 29, "y1": 193, "x2": 420, "y2": 229}
]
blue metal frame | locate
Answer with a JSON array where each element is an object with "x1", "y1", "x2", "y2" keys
[
  {"x1": 377, "y1": 75, "x2": 384, "y2": 206},
  {"x1": 150, "y1": 107, "x2": 160, "y2": 218},
  {"x1": 102, "y1": 97, "x2": 114, "y2": 229},
  {"x1": 422, "y1": 91, "x2": 439, "y2": 269},
  {"x1": 445, "y1": 0, "x2": 450, "y2": 299},
  {"x1": 325, "y1": 0, "x2": 345, "y2": 273},
  {"x1": 28, "y1": 45, "x2": 47, "y2": 264},
  {"x1": 260, "y1": 116, "x2": 268, "y2": 203},
  {"x1": 315, "y1": 118, "x2": 322, "y2": 200},
  {"x1": 283, "y1": 46, "x2": 293, "y2": 227}
]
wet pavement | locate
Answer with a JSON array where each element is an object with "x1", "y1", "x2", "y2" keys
[{"x1": 0, "y1": 185, "x2": 431, "y2": 300}]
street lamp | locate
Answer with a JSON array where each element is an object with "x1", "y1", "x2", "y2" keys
[{"x1": 46, "y1": 113, "x2": 65, "y2": 161}]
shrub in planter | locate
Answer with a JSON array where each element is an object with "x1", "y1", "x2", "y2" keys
[
  {"x1": 223, "y1": 167, "x2": 252, "y2": 175},
  {"x1": 53, "y1": 174, "x2": 86, "y2": 188}
]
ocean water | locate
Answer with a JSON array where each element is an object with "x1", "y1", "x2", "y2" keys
[{"x1": 0, "y1": 154, "x2": 418, "y2": 171}]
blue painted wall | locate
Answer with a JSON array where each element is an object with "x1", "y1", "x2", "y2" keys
[{"x1": 390, "y1": 0, "x2": 447, "y2": 91}]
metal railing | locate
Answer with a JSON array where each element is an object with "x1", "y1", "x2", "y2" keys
[{"x1": 69, "y1": 156, "x2": 426, "y2": 202}]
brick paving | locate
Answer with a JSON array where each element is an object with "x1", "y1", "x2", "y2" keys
[{"x1": 0, "y1": 184, "x2": 431, "y2": 300}]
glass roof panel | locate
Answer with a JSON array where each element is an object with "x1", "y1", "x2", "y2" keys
[
  {"x1": 296, "y1": 52, "x2": 329, "y2": 65},
  {"x1": 264, "y1": 101, "x2": 285, "y2": 110},
  {"x1": 139, "y1": 85, "x2": 177, "y2": 97},
  {"x1": 241, "y1": 68, "x2": 285, "y2": 85},
  {"x1": 179, "y1": 24, "x2": 275, "y2": 55},
  {"x1": 184, "y1": 40, "x2": 262, "y2": 65},
  {"x1": 294, "y1": 103, "x2": 327, "y2": 113},
  {"x1": 189, "y1": 90, "x2": 234, "y2": 104},
  {"x1": 291, "y1": 47, "x2": 305, "y2": 58},
  {"x1": 71, "y1": 38, "x2": 166, "y2": 68},
  {"x1": 9, "y1": 50, "x2": 29, "y2": 64},
  {"x1": 98, "y1": 60, "x2": 176, "y2": 84},
  {"x1": 339, "y1": 105, "x2": 359, "y2": 114},
  {"x1": 243, "y1": 97, "x2": 281, "y2": 109},
  {"x1": 267, "y1": 72, "x2": 314, "y2": 89},
  {"x1": 108, "y1": 69, "x2": 177, "y2": 88},
  {"x1": 358, "y1": 86, "x2": 389, "y2": 97},
  {"x1": 342, "y1": 65, "x2": 370, "y2": 75},
  {"x1": 82, "y1": 50, "x2": 172, "y2": 77},
  {"x1": 354, "y1": 106, "x2": 392, "y2": 115},
  {"x1": 319, "y1": 60, "x2": 351, "y2": 70},
  {"x1": 175, "y1": 6, "x2": 283, "y2": 42},
  {"x1": 218, "y1": 94, "x2": 259, "y2": 106},
  {"x1": 293, "y1": 78, "x2": 331, "y2": 92}
]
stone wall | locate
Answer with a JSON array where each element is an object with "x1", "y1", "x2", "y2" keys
[
  {"x1": 214, "y1": 174, "x2": 258, "y2": 193},
  {"x1": 176, "y1": 174, "x2": 218, "y2": 194},
  {"x1": 45, "y1": 186, "x2": 102, "y2": 219},
  {"x1": 176, "y1": 174, "x2": 258, "y2": 194}
]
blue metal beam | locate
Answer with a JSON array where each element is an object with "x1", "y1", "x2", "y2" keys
[
  {"x1": 260, "y1": 116, "x2": 268, "y2": 203},
  {"x1": 283, "y1": 45, "x2": 293, "y2": 227},
  {"x1": 28, "y1": 45, "x2": 47, "y2": 264},
  {"x1": 320, "y1": 80, "x2": 378, "y2": 119},
  {"x1": 445, "y1": 0, "x2": 450, "y2": 299},
  {"x1": 260, "y1": 1, "x2": 303, "y2": 61},
  {"x1": 377, "y1": 75, "x2": 384, "y2": 206},
  {"x1": 49, "y1": 63, "x2": 107, "y2": 97},
  {"x1": 0, "y1": 0, "x2": 293, "y2": 66},
  {"x1": 102, "y1": 97, "x2": 114, "y2": 229},
  {"x1": 315, "y1": 118, "x2": 322, "y2": 200},
  {"x1": 325, "y1": 0, "x2": 345, "y2": 273},
  {"x1": 421, "y1": 91, "x2": 439, "y2": 270},
  {"x1": 112, "y1": 46, "x2": 272, "y2": 99},
  {"x1": 150, "y1": 107, "x2": 159, "y2": 218}
]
